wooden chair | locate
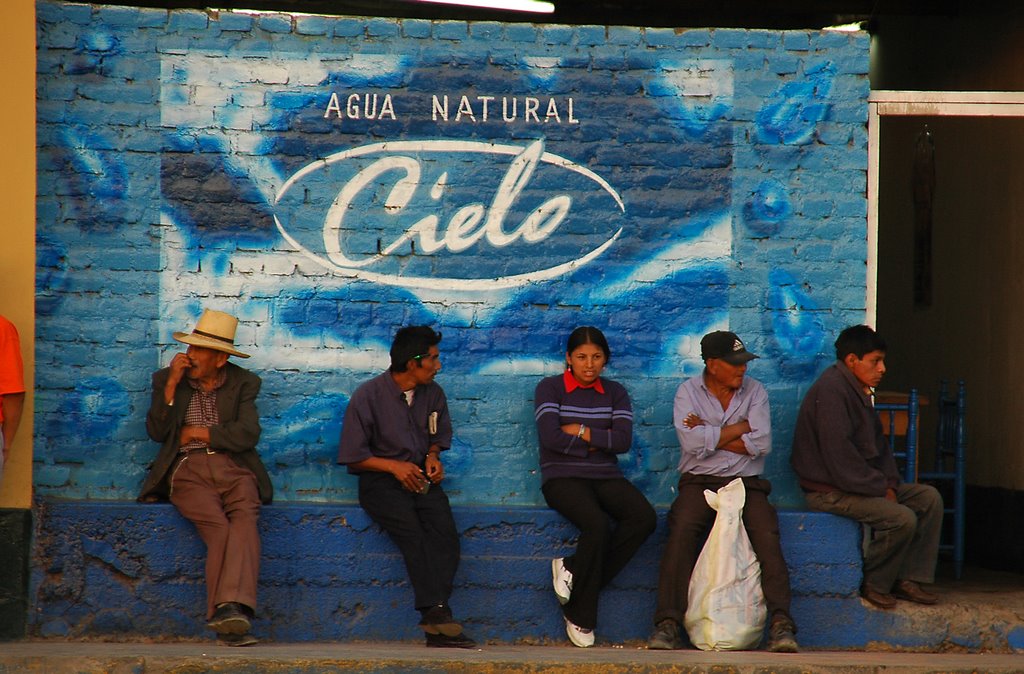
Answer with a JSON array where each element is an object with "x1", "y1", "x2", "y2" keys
[
  {"x1": 864, "y1": 390, "x2": 921, "y2": 562},
  {"x1": 876, "y1": 389, "x2": 919, "y2": 483},
  {"x1": 919, "y1": 380, "x2": 967, "y2": 579}
]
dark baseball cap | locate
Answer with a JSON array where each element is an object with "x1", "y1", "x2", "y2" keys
[{"x1": 700, "y1": 331, "x2": 759, "y2": 365}]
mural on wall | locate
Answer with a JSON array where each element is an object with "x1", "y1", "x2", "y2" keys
[{"x1": 34, "y1": 2, "x2": 870, "y2": 507}]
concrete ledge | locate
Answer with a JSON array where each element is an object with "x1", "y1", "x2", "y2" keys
[
  {"x1": 4, "y1": 642, "x2": 1024, "y2": 674},
  {"x1": 32, "y1": 499, "x2": 874, "y2": 646}
]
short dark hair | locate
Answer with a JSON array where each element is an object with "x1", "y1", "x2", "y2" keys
[
  {"x1": 390, "y1": 325, "x2": 442, "y2": 372},
  {"x1": 834, "y1": 325, "x2": 886, "y2": 361},
  {"x1": 566, "y1": 326, "x2": 611, "y2": 363}
]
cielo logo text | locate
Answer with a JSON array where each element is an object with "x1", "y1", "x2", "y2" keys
[{"x1": 274, "y1": 139, "x2": 625, "y2": 291}]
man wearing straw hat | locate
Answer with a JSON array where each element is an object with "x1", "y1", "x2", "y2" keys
[{"x1": 139, "y1": 308, "x2": 271, "y2": 646}]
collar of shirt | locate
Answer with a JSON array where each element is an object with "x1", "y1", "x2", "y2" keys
[
  {"x1": 386, "y1": 371, "x2": 418, "y2": 402},
  {"x1": 563, "y1": 369, "x2": 605, "y2": 395},
  {"x1": 834, "y1": 361, "x2": 874, "y2": 406}
]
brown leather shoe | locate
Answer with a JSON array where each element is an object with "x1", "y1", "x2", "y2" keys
[
  {"x1": 861, "y1": 586, "x2": 897, "y2": 609},
  {"x1": 892, "y1": 580, "x2": 939, "y2": 605}
]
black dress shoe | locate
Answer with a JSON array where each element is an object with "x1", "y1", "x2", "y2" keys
[
  {"x1": 218, "y1": 632, "x2": 259, "y2": 647},
  {"x1": 860, "y1": 586, "x2": 897, "y2": 609},
  {"x1": 207, "y1": 602, "x2": 252, "y2": 634},
  {"x1": 892, "y1": 580, "x2": 939, "y2": 605},
  {"x1": 425, "y1": 631, "x2": 477, "y2": 649},
  {"x1": 418, "y1": 605, "x2": 463, "y2": 637}
]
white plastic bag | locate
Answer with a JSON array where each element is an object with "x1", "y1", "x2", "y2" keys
[{"x1": 684, "y1": 477, "x2": 767, "y2": 651}]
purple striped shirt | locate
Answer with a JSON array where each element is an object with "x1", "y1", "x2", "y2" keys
[{"x1": 534, "y1": 374, "x2": 633, "y2": 484}]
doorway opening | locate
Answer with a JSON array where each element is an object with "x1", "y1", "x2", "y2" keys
[{"x1": 869, "y1": 91, "x2": 1024, "y2": 573}]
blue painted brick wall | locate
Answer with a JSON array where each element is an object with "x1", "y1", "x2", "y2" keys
[
  {"x1": 34, "y1": 500, "x2": 882, "y2": 646},
  {"x1": 32, "y1": 9, "x2": 876, "y2": 639},
  {"x1": 33, "y1": 500, "x2": 980, "y2": 650},
  {"x1": 35, "y1": 2, "x2": 871, "y2": 509}
]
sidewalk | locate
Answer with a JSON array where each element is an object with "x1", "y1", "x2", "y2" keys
[
  {"x1": 3, "y1": 641, "x2": 1024, "y2": 674},
  {"x1": 6, "y1": 564, "x2": 1022, "y2": 673}
]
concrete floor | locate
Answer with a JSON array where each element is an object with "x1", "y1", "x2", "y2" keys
[{"x1": 2, "y1": 641, "x2": 1023, "y2": 674}]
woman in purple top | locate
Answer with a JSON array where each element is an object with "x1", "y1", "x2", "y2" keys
[{"x1": 534, "y1": 326, "x2": 656, "y2": 647}]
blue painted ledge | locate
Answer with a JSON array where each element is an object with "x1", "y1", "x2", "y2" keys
[{"x1": 32, "y1": 500, "x2": 882, "y2": 646}]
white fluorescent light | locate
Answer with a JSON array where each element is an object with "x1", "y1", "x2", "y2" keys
[
  {"x1": 415, "y1": 0, "x2": 555, "y2": 13},
  {"x1": 823, "y1": 22, "x2": 866, "y2": 32}
]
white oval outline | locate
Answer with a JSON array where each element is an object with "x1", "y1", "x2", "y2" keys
[{"x1": 273, "y1": 139, "x2": 625, "y2": 291}]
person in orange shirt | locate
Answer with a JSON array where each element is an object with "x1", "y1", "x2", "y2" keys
[{"x1": 0, "y1": 315, "x2": 26, "y2": 484}]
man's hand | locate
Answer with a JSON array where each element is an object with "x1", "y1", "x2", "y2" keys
[
  {"x1": 391, "y1": 460, "x2": 430, "y2": 493},
  {"x1": 683, "y1": 413, "x2": 706, "y2": 429},
  {"x1": 885, "y1": 488, "x2": 897, "y2": 503},
  {"x1": 165, "y1": 352, "x2": 191, "y2": 404},
  {"x1": 688, "y1": 416, "x2": 752, "y2": 455},
  {"x1": 425, "y1": 453, "x2": 445, "y2": 483}
]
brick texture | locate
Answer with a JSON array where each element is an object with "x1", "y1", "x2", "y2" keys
[{"x1": 34, "y1": 2, "x2": 871, "y2": 509}]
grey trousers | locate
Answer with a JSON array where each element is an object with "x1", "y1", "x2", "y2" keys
[
  {"x1": 804, "y1": 483, "x2": 943, "y2": 593},
  {"x1": 171, "y1": 452, "x2": 262, "y2": 620}
]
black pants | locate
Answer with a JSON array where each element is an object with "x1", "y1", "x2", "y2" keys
[
  {"x1": 653, "y1": 474, "x2": 794, "y2": 627},
  {"x1": 358, "y1": 472, "x2": 461, "y2": 611},
  {"x1": 542, "y1": 476, "x2": 657, "y2": 629}
]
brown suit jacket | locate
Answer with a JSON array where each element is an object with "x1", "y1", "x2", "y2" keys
[{"x1": 138, "y1": 361, "x2": 273, "y2": 504}]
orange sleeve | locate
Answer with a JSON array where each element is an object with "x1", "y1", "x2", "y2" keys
[{"x1": 0, "y1": 317, "x2": 26, "y2": 423}]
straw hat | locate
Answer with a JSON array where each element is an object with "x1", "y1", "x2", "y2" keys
[{"x1": 173, "y1": 309, "x2": 250, "y2": 358}]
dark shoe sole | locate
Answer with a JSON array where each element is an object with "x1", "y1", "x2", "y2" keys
[
  {"x1": 861, "y1": 592, "x2": 897, "y2": 609},
  {"x1": 218, "y1": 633, "x2": 259, "y2": 647},
  {"x1": 208, "y1": 615, "x2": 251, "y2": 635},
  {"x1": 768, "y1": 638, "x2": 799, "y2": 653},
  {"x1": 892, "y1": 590, "x2": 938, "y2": 605},
  {"x1": 425, "y1": 633, "x2": 477, "y2": 649}
]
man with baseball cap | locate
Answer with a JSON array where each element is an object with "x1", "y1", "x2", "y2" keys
[
  {"x1": 139, "y1": 308, "x2": 271, "y2": 646},
  {"x1": 648, "y1": 331, "x2": 797, "y2": 653}
]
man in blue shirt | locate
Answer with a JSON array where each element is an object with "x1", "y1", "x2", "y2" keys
[
  {"x1": 338, "y1": 325, "x2": 474, "y2": 648},
  {"x1": 649, "y1": 331, "x2": 797, "y2": 653}
]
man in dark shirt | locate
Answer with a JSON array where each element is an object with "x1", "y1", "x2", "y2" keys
[
  {"x1": 338, "y1": 325, "x2": 475, "y2": 648},
  {"x1": 140, "y1": 309, "x2": 272, "y2": 646},
  {"x1": 791, "y1": 325, "x2": 943, "y2": 609}
]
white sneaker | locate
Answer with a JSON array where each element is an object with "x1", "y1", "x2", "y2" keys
[
  {"x1": 564, "y1": 616, "x2": 594, "y2": 648},
  {"x1": 551, "y1": 558, "x2": 573, "y2": 605}
]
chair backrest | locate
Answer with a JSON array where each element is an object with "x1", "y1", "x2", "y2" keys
[
  {"x1": 875, "y1": 389, "x2": 919, "y2": 483},
  {"x1": 934, "y1": 380, "x2": 967, "y2": 473},
  {"x1": 922, "y1": 379, "x2": 967, "y2": 578}
]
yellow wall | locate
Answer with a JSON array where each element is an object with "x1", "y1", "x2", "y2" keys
[{"x1": 0, "y1": 0, "x2": 36, "y2": 509}]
